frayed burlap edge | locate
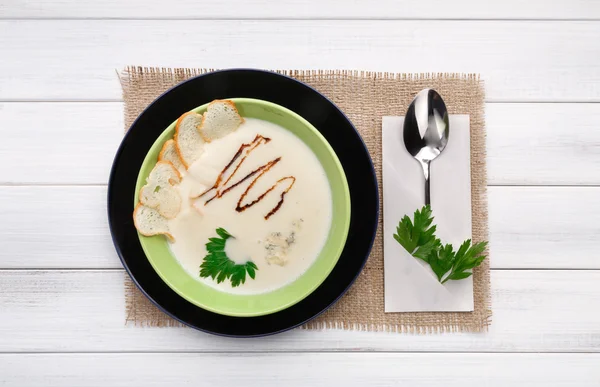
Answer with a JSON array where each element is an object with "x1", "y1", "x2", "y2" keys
[{"x1": 120, "y1": 67, "x2": 491, "y2": 333}]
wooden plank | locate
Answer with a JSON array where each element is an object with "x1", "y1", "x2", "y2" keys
[
  {"x1": 1, "y1": 185, "x2": 598, "y2": 269},
  {"x1": 2, "y1": 103, "x2": 600, "y2": 185},
  {"x1": 4, "y1": 0, "x2": 600, "y2": 20},
  {"x1": 0, "y1": 270, "x2": 598, "y2": 352},
  {"x1": 486, "y1": 103, "x2": 600, "y2": 186},
  {"x1": 0, "y1": 187, "x2": 117, "y2": 268},
  {"x1": 489, "y1": 187, "x2": 600, "y2": 269},
  {"x1": 1, "y1": 353, "x2": 598, "y2": 387},
  {"x1": 0, "y1": 102, "x2": 123, "y2": 185},
  {"x1": 1, "y1": 21, "x2": 599, "y2": 101}
]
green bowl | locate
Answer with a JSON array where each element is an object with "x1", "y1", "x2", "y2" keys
[{"x1": 134, "y1": 98, "x2": 351, "y2": 317}]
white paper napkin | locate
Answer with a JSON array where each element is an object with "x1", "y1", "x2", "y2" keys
[{"x1": 382, "y1": 115, "x2": 473, "y2": 312}]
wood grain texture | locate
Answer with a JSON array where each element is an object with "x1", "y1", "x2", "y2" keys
[
  {"x1": 0, "y1": 102, "x2": 123, "y2": 185},
  {"x1": 1, "y1": 186, "x2": 598, "y2": 269},
  {"x1": 1, "y1": 21, "x2": 599, "y2": 101},
  {"x1": 0, "y1": 187, "x2": 117, "y2": 268},
  {"x1": 486, "y1": 103, "x2": 600, "y2": 186},
  {"x1": 1, "y1": 353, "x2": 599, "y2": 387},
  {"x1": 0, "y1": 1, "x2": 598, "y2": 383},
  {"x1": 0, "y1": 270, "x2": 598, "y2": 352},
  {"x1": 488, "y1": 187, "x2": 600, "y2": 269},
  {"x1": 4, "y1": 0, "x2": 600, "y2": 19},
  {"x1": 2, "y1": 102, "x2": 600, "y2": 185}
]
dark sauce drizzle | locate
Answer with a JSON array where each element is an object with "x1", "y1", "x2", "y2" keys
[{"x1": 199, "y1": 134, "x2": 296, "y2": 220}]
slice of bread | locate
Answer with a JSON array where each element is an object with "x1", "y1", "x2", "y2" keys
[
  {"x1": 139, "y1": 161, "x2": 182, "y2": 219},
  {"x1": 148, "y1": 160, "x2": 181, "y2": 185},
  {"x1": 175, "y1": 112, "x2": 205, "y2": 168},
  {"x1": 139, "y1": 184, "x2": 181, "y2": 219},
  {"x1": 133, "y1": 204, "x2": 174, "y2": 242},
  {"x1": 199, "y1": 100, "x2": 244, "y2": 142},
  {"x1": 158, "y1": 139, "x2": 184, "y2": 172}
]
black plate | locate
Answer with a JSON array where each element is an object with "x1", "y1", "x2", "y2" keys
[{"x1": 108, "y1": 69, "x2": 379, "y2": 337}]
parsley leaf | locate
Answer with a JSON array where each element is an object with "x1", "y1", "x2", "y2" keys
[
  {"x1": 442, "y1": 239, "x2": 488, "y2": 284},
  {"x1": 428, "y1": 243, "x2": 456, "y2": 282},
  {"x1": 393, "y1": 205, "x2": 440, "y2": 263},
  {"x1": 394, "y1": 206, "x2": 488, "y2": 284},
  {"x1": 199, "y1": 228, "x2": 258, "y2": 287}
]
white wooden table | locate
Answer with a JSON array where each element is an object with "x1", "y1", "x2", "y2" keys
[{"x1": 1, "y1": 1, "x2": 600, "y2": 385}]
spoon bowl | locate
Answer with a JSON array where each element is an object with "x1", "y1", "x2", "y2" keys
[{"x1": 403, "y1": 89, "x2": 449, "y2": 205}]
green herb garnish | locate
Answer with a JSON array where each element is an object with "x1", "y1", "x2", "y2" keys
[
  {"x1": 394, "y1": 205, "x2": 488, "y2": 284},
  {"x1": 199, "y1": 228, "x2": 258, "y2": 287},
  {"x1": 393, "y1": 205, "x2": 441, "y2": 263}
]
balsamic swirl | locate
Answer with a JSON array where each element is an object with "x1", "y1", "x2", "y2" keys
[{"x1": 200, "y1": 135, "x2": 296, "y2": 220}]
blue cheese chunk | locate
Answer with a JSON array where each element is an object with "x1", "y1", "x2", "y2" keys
[{"x1": 264, "y1": 219, "x2": 303, "y2": 266}]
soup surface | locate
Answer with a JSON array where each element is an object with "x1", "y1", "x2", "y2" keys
[{"x1": 168, "y1": 118, "x2": 333, "y2": 294}]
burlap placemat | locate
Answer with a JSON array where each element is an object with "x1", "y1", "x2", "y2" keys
[{"x1": 120, "y1": 67, "x2": 491, "y2": 333}]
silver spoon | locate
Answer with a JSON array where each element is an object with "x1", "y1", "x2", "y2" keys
[{"x1": 403, "y1": 89, "x2": 449, "y2": 206}]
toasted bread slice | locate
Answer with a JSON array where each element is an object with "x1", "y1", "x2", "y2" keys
[
  {"x1": 139, "y1": 184, "x2": 181, "y2": 219},
  {"x1": 199, "y1": 100, "x2": 244, "y2": 142},
  {"x1": 174, "y1": 112, "x2": 205, "y2": 168},
  {"x1": 148, "y1": 160, "x2": 181, "y2": 185},
  {"x1": 133, "y1": 204, "x2": 174, "y2": 242},
  {"x1": 158, "y1": 139, "x2": 184, "y2": 172},
  {"x1": 139, "y1": 161, "x2": 182, "y2": 219}
]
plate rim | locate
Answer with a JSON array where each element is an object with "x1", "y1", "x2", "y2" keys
[
  {"x1": 107, "y1": 68, "x2": 379, "y2": 337},
  {"x1": 135, "y1": 97, "x2": 352, "y2": 317}
]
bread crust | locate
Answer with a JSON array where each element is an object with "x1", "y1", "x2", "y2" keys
[
  {"x1": 158, "y1": 139, "x2": 184, "y2": 171},
  {"x1": 154, "y1": 160, "x2": 182, "y2": 184},
  {"x1": 138, "y1": 161, "x2": 182, "y2": 218},
  {"x1": 198, "y1": 99, "x2": 244, "y2": 142},
  {"x1": 174, "y1": 111, "x2": 202, "y2": 169},
  {"x1": 132, "y1": 203, "x2": 175, "y2": 242}
]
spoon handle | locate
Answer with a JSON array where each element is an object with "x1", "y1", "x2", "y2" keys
[{"x1": 421, "y1": 160, "x2": 431, "y2": 206}]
